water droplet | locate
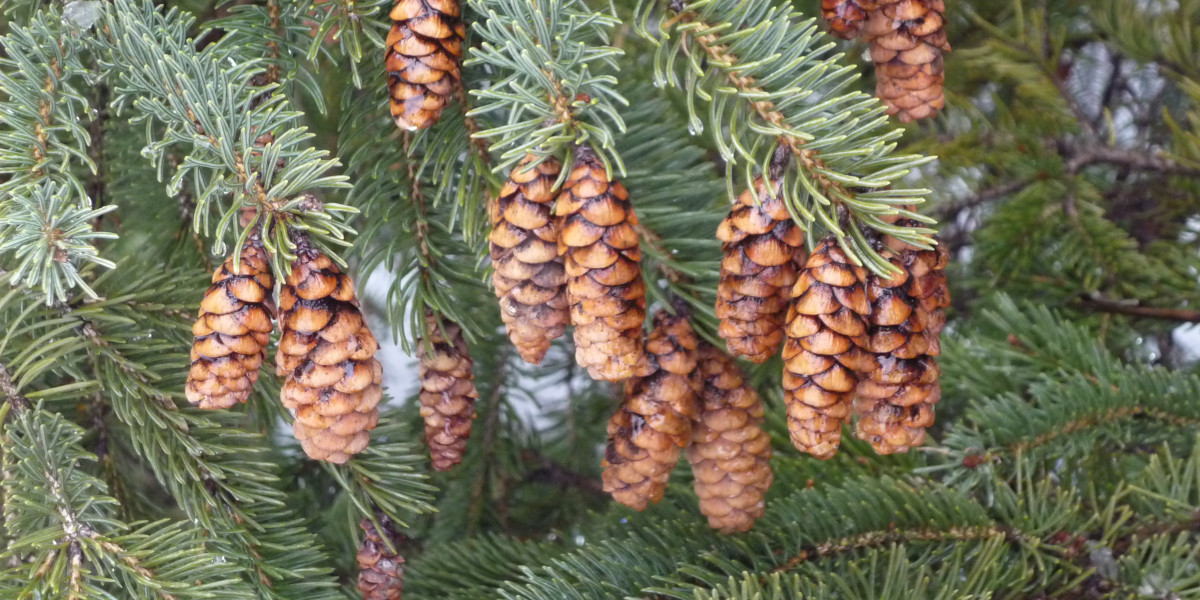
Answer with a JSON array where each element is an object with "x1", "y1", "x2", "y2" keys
[{"x1": 63, "y1": 0, "x2": 102, "y2": 28}]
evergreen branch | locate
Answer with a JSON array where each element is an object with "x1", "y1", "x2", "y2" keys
[
  {"x1": 1076, "y1": 293, "x2": 1200, "y2": 323},
  {"x1": 93, "y1": 0, "x2": 355, "y2": 270},
  {"x1": 0, "y1": 405, "x2": 252, "y2": 598},
  {"x1": 0, "y1": 8, "x2": 115, "y2": 304},
  {"x1": 638, "y1": 0, "x2": 938, "y2": 275},
  {"x1": 466, "y1": 0, "x2": 628, "y2": 175},
  {"x1": 770, "y1": 525, "x2": 1024, "y2": 573},
  {"x1": 0, "y1": 181, "x2": 117, "y2": 304},
  {"x1": 1066, "y1": 144, "x2": 1200, "y2": 178}
]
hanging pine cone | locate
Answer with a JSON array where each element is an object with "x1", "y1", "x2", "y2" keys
[
  {"x1": 862, "y1": 0, "x2": 950, "y2": 122},
  {"x1": 821, "y1": 0, "x2": 869, "y2": 39},
  {"x1": 385, "y1": 0, "x2": 465, "y2": 131},
  {"x1": 556, "y1": 146, "x2": 647, "y2": 381},
  {"x1": 687, "y1": 345, "x2": 773, "y2": 533},
  {"x1": 417, "y1": 312, "x2": 478, "y2": 471},
  {"x1": 186, "y1": 242, "x2": 275, "y2": 410},
  {"x1": 277, "y1": 243, "x2": 382, "y2": 464},
  {"x1": 852, "y1": 245, "x2": 947, "y2": 454},
  {"x1": 782, "y1": 238, "x2": 875, "y2": 459},
  {"x1": 715, "y1": 177, "x2": 806, "y2": 363},
  {"x1": 601, "y1": 311, "x2": 700, "y2": 510},
  {"x1": 357, "y1": 516, "x2": 405, "y2": 600},
  {"x1": 490, "y1": 155, "x2": 569, "y2": 365}
]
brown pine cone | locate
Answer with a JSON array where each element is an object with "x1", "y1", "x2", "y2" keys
[
  {"x1": 687, "y1": 345, "x2": 773, "y2": 533},
  {"x1": 186, "y1": 242, "x2": 275, "y2": 410},
  {"x1": 715, "y1": 177, "x2": 806, "y2": 363},
  {"x1": 862, "y1": 0, "x2": 950, "y2": 122},
  {"x1": 555, "y1": 147, "x2": 647, "y2": 381},
  {"x1": 417, "y1": 312, "x2": 478, "y2": 471},
  {"x1": 782, "y1": 238, "x2": 875, "y2": 459},
  {"x1": 277, "y1": 245, "x2": 382, "y2": 464},
  {"x1": 821, "y1": 0, "x2": 869, "y2": 39},
  {"x1": 357, "y1": 516, "x2": 405, "y2": 600},
  {"x1": 852, "y1": 246, "x2": 947, "y2": 454},
  {"x1": 601, "y1": 311, "x2": 700, "y2": 509},
  {"x1": 385, "y1": 0, "x2": 464, "y2": 131},
  {"x1": 490, "y1": 155, "x2": 569, "y2": 365}
]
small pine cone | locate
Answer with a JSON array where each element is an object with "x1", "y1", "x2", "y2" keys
[
  {"x1": 782, "y1": 238, "x2": 875, "y2": 459},
  {"x1": 490, "y1": 155, "x2": 569, "y2": 365},
  {"x1": 417, "y1": 312, "x2": 478, "y2": 471},
  {"x1": 601, "y1": 312, "x2": 700, "y2": 509},
  {"x1": 715, "y1": 177, "x2": 806, "y2": 363},
  {"x1": 852, "y1": 248, "x2": 944, "y2": 454},
  {"x1": 862, "y1": 0, "x2": 950, "y2": 122},
  {"x1": 822, "y1": 0, "x2": 869, "y2": 39},
  {"x1": 687, "y1": 345, "x2": 773, "y2": 533},
  {"x1": 556, "y1": 147, "x2": 647, "y2": 381},
  {"x1": 357, "y1": 516, "x2": 405, "y2": 600},
  {"x1": 278, "y1": 248, "x2": 382, "y2": 464},
  {"x1": 186, "y1": 243, "x2": 275, "y2": 410},
  {"x1": 385, "y1": 0, "x2": 464, "y2": 131}
]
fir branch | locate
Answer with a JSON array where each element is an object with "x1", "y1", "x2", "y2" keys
[
  {"x1": 1076, "y1": 293, "x2": 1200, "y2": 323},
  {"x1": 638, "y1": 0, "x2": 938, "y2": 275},
  {"x1": 466, "y1": 0, "x2": 627, "y2": 175},
  {"x1": 93, "y1": 0, "x2": 355, "y2": 271}
]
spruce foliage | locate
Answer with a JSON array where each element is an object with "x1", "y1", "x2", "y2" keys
[{"x1": 1, "y1": 0, "x2": 1199, "y2": 598}]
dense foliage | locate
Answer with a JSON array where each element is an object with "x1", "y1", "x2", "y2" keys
[{"x1": 1, "y1": 0, "x2": 1199, "y2": 598}]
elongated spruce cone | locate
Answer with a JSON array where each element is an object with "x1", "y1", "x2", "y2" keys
[
  {"x1": 822, "y1": 0, "x2": 869, "y2": 39},
  {"x1": 862, "y1": 0, "x2": 950, "y2": 122},
  {"x1": 782, "y1": 238, "x2": 875, "y2": 459},
  {"x1": 490, "y1": 155, "x2": 568, "y2": 364},
  {"x1": 687, "y1": 345, "x2": 773, "y2": 533},
  {"x1": 556, "y1": 148, "x2": 646, "y2": 381},
  {"x1": 186, "y1": 242, "x2": 274, "y2": 410},
  {"x1": 277, "y1": 248, "x2": 382, "y2": 464},
  {"x1": 357, "y1": 516, "x2": 405, "y2": 600},
  {"x1": 385, "y1": 0, "x2": 464, "y2": 130},
  {"x1": 602, "y1": 312, "x2": 700, "y2": 509},
  {"x1": 716, "y1": 177, "x2": 806, "y2": 363},
  {"x1": 418, "y1": 313, "x2": 478, "y2": 471},
  {"x1": 853, "y1": 246, "x2": 947, "y2": 454}
]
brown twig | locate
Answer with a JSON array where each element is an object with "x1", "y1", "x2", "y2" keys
[{"x1": 1076, "y1": 294, "x2": 1200, "y2": 323}]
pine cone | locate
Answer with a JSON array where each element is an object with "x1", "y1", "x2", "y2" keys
[
  {"x1": 782, "y1": 238, "x2": 875, "y2": 459},
  {"x1": 490, "y1": 155, "x2": 569, "y2": 365},
  {"x1": 821, "y1": 0, "x2": 869, "y2": 39},
  {"x1": 556, "y1": 147, "x2": 647, "y2": 381},
  {"x1": 852, "y1": 245, "x2": 947, "y2": 454},
  {"x1": 385, "y1": 0, "x2": 464, "y2": 131},
  {"x1": 601, "y1": 311, "x2": 700, "y2": 509},
  {"x1": 862, "y1": 0, "x2": 950, "y2": 122},
  {"x1": 715, "y1": 177, "x2": 806, "y2": 363},
  {"x1": 277, "y1": 246, "x2": 382, "y2": 464},
  {"x1": 357, "y1": 516, "x2": 405, "y2": 600},
  {"x1": 418, "y1": 312, "x2": 478, "y2": 471},
  {"x1": 186, "y1": 242, "x2": 275, "y2": 410},
  {"x1": 687, "y1": 345, "x2": 773, "y2": 533}
]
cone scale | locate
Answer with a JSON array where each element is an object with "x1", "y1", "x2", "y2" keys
[
  {"x1": 687, "y1": 345, "x2": 774, "y2": 533},
  {"x1": 417, "y1": 311, "x2": 479, "y2": 471},
  {"x1": 186, "y1": 242, "x2": 275, "y2": 410},
  {"x1": 357, "y1": 516, "x2": 406, "y2": 600},
  {"x1": 555, "y1": 147, "x2": 647, "y2": 382},
  {"x1": 861, "y1": 0, "x2": 950, "y2": 122},
  {"x1": 385, "y1": 0, "x2": 465, "y2": 131},
  {"x1": 715, "y1": 176, "x2": 806, "y2": 363},
  {"x1": 602, "y1": 312, "x2": 700, "y2": 510},
  {"x1": 853, "y1": 244, "x2": 949, "y2": 454},
  {"x1": 277, "y1": 246, "x2": 383, "y2": 464},
  {"x1": 489, "y1": 155, "x2": 569, "y2": 365},
  {"x1": 782, "y1": 238, "x2": 874, "y2": 459}
]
